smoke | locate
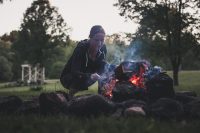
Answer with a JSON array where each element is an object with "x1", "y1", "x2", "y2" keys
[
  {"x1": 112, "y1": 48, "x2": 124, "y2": 65},
  {"x1": 124, "y1": 40, "x2": 143, "y2": 62},
  {"x1": 106, "y1": 39, "x2": 146, "y2": 65},
  {"x1": 106, "y1": 43, "x2": 124, "y2": 65}
]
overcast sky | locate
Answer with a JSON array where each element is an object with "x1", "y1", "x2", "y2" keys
[{"x1": 0, "y1": 0, "x2": 138, "y2": 41}]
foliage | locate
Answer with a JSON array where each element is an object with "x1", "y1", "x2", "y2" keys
[
  {"x1": 0, "y1": 40, "x2": 14, "y2": 81},
  {"x1": 48, "y1": 61, "x2": 65, "y2": 79},
  {"x1": 8, "y1": 0, "x2": 72, "y2": 80},
  {"x1": 29, "y1": 85, "x2": 43, "y2": 91},
  {"x1": 46, "y1": 40, "x2": 76, "y2": 78},
  {"x1": 0, "y1": 56, "x2": 13, "y2": 81},
  {"x1": 115, "y1": 0, "x2": 200, "y2": 85},
  {"x1": 12, "y1": 0, "x2": 70, "y2": 66},
  {"x1": 0, "y1": 0, "x2": 11, "y2": 4},
  {"x1": 127, "y1": 32, "x2": 200, "y2": 70},
  {"x1": 0, "y1": 31, "x2": 19, "y2": 43},
  {"x1": 0, "y1": 31, "x2": 22, "y2": 81},
  {"x1": 0, "y1": 39, "x2": 13, "y2": 60}
]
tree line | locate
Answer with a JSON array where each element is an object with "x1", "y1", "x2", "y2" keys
[
  {"x1": 0, "y1": 0, "x2": 76, "y2": 82},
  {"x1": 0, "y1": 0, "x2": 200, "y2": 86}
]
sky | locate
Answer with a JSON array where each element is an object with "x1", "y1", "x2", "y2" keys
[{"x1": 0, "y1": 0, "x2": 138, "y2": 41}]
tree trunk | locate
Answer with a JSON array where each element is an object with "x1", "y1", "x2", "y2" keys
[
  {"x1": 173, "y1": 0, "x2": 182, "y2": 86},
  {"x1": 165, "y1": 1, "x2": 183, "y2": 86},
  {"x1": 173, "y1": 64, "x2": 179, "y2": 86},
  {"x1": 165, "y1": 6, "x2": 179, "y2": 86}
]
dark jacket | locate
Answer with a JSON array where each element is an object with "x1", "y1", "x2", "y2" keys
[{"x1": 60, "y1": 39, "x2": 107, "y2": 90}]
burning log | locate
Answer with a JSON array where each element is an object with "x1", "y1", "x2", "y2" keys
[
  {"x1": 100, "y1": 60, "x2": 176, "y2": 103},
  {"x1": 112, "y1": 81, "x2": 146, "y2": 102},
  {"x1": 100, "y1": 61, "x2": 149, "y2": 100}
]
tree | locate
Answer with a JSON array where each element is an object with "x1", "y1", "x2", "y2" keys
[
  {"x1": 0, "y1": 0, "x2": 12, "y2": 4},
  {"x1": 12, "y1": 0, "x2": 70, "y2": 67},
  {"x1": 0, "y1": 40, "x2": 14, "y2": 81},
  {"x1": 0, "y1": 56, "x2": 13, "y2": 81},
  {"x1": 115, "y1": 0, "x2": 200, "y2": 85},
  {"x1": 0, "y1": 31, "x2": 19, "y2": 43}
]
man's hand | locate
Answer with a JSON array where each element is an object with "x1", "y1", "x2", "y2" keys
[{"x1": 91, "y1": 73, "x2": 101, "y2": 81}]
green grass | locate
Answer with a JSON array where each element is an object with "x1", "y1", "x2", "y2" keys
[
  {"x1": 0, "y1": 71, "x2": 200, "y2": 133},
  {"x1": 0, "y1": 80, "x2": 98, "y2": 99},
  {"x1": 0, "y1": 80, "x2": 64, "y2": 99},
  {"x1": 1, "y1": 70, "x2": 199, "y2": 98},
  {"x1": 0, "y1": 115, "x2": 200, "y2": 133},
  {"x1": 167, "y1": 71, "x2": 200, "y2": 94}
]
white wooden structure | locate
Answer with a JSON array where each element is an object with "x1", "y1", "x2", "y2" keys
[{"x1": 21, "y1": 64, "x2": 45, "y2": 84}]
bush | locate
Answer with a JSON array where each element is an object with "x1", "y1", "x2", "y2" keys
[
  {"x1": 48, "y1": 61, "x2": 65, "y2": 79},
  {"x1": 0, "y1": 56, "x2": 13, "y2": 81},
  {"x1": 29, "y1": 85, "x2": 43, "y2": 91}
]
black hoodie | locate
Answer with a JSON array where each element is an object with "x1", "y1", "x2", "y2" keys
[{"x1": 60, "y1": 39, "x2": 107, "y2": 90}]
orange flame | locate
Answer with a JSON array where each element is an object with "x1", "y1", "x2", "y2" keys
[
  {"x1": 129, "y1": 65, "x2": 146, "y2": 88},
  {"x1": 129, "y1": 75, "x2": 140, "y2": 85},
  {"x1": 103, "y1": 79, "x2": 116, "y2": 98}
]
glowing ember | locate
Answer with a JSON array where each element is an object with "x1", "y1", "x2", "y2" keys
[
  {"x1": 103, "y1": 79, "x2": 116, "y2": 98},
  {"x1": 129, "y1": 75, "x2": 140, "y2": 85},
  {"x1": 101, "y1": 61, "x2": 151, "y2": 99},
  {"x1": 129, "y1": 63, "x2": 146, "y2": 88},
  {"x1": 129, "y1": 75, "x2": 144, "y2": 88}
]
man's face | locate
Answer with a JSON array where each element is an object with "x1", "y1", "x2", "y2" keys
[{"x1": 90, "y1": 33, "x2": 105, "y2": 53}]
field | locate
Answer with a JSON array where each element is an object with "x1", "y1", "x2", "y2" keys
[{"x1": 0, "y1": 71, "x2": 200, "y2": 133}]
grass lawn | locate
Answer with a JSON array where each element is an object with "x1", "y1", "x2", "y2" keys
[
  {"x1": 0, "y1": 71, "x2": 200, "y2": 133},
  {"x1": 168, "y1": 71, "x2": 200, "y2": 94},
  {"x1": 1, "y1": 115, "x2": 200, "y2": 133},
  {"x1": 1, "y1": 70, "x2": 200, "y2": 97}
]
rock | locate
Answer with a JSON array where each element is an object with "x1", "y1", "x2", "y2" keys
[
  {"x1": 117, "y1": 99, "x2": 146, "y2": 108},
  {"x1": 39, "y1": 91, "x2": 68, "y2": 115},
  {"x1": 0, "y1": 96, "x2": 23, "y2": 114},
  {"x1": 175, "y1": 93, "x2": 197, "y2": 104},
  {"x1": 146, "y1": 73, "x2": 175, "y2": 103},
  {"x1": 176, "y1": 91, "x2": 197, "y2": 97},
  {"x1": 149, "y1": 98, "x2": 183, "y2": 120},
  {"x1": 114, "y1": 99, "x2": 147, "y2": 117},
  {"x1": 111, "y1": 108, "x2": 123, "y2": 118},
  {"x1": 67, "y1": 94, "x2": 116, "y2": 116},
  {"x1": 17, "y1": 98, "x2": 40, "y2": 115},
  {"x1": 124, "y1": 106, "x2": 146, "y2": 117},
  {"x1": 184, "y1": 99, "x2": 200, "y2": 119}
]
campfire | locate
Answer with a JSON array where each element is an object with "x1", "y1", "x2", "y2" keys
[
  {"x1": 1, "y1": 60, "x2": 198, "y2": 119},
  {"x1": 100, "y1": 60, "x2": 173, "y2": 102}
]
